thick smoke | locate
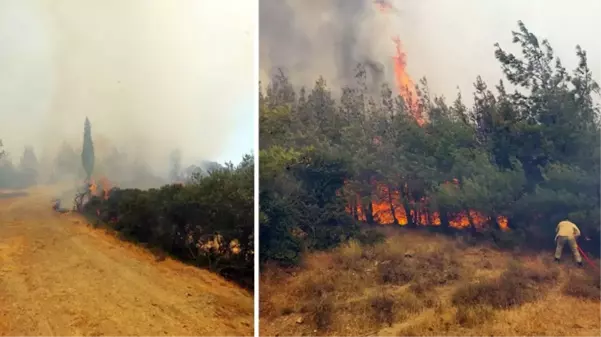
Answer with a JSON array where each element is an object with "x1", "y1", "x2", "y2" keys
[
  {"x1": 0, "y1": 0, "x2": 254, "y2": 188},
  {"x1": 260, "y1": 0, "x2": 601, "y2": 99},
  {"x1": 260, "y1": 0, "x2": 394, "y2": 91}
]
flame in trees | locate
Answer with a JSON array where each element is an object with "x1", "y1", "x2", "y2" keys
[
  {"x1": 88, "y1": 176, "x2": 112, "y2": 200},
  {"x1": 391, "y1": 36, "x2": 423, "y2": 125},
  {"x1": 346, "y1": 181, "x2": 508, "y2": 231},
  {"x1": 341, "y1": 1, "x2": 509, "y2": 231},
  {"x1": 375, "y1": 0, "x2": 423, "y2": 125}
]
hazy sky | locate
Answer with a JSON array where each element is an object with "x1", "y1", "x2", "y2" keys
[
  {"x1": 260, "y1": 0, "x2": 601, "y2": 102},
  {"x1": 0, "y1": 0, "x2": 255, "y2": 172}
]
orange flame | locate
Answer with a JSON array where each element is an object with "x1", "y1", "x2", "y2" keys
[
  {"x1": 342, "y1": 2, "x2": 509, "y2": 232},
  {"x1": 391, "y1": 36, "x2": 423, "y2": 124},
  {"x1": 88, "y1": 177, "x2": 112, "y2": 200},
  {"x1": 375, "y1": 1, "x2": 423, "y2": 125},
  {"x1": 346, "y1": 182, "x2": 508, "y2": 231}
]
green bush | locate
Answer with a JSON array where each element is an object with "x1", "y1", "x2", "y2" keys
[{"x1": 83, "y1": 155, "x2": 254, "y2": 288}]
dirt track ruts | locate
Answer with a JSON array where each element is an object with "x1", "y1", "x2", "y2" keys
[{"x1": 0, "y1": 188, "x2": 253, "y2": 336}]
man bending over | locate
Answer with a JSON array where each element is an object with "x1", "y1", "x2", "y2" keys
[{"x1": 555, "y1": 219, "x2": 583, "y2": 267}]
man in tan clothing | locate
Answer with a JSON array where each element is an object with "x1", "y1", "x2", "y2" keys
[{"x1": 555, "y1": 219, "x2": 583, "y2": 266}]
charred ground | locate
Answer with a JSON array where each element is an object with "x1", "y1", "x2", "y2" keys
[{"x1": 259, "y1": 22, "x2": 600, "y2": 336}]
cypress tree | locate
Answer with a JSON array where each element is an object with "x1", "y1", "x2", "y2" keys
[{"x1": 81, "y1": 117, "x2": 95, "y2": 181}]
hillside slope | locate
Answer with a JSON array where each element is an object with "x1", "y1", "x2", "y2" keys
[
  {"x1": 260, "y1": 229, "x2": 600, "y2": 336},
  {"x1": 0, "y1": 187, "x2": 253, "y2": 336}
]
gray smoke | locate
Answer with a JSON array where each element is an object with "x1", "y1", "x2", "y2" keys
[
  {"x1": 0, "y1": 0, "x2": 254, "y2": 187},
  {"x1": 260, "y1": 0, "x2": 394, "y2": 91},
  {"x1": 260, "y1": 0, "x2": 601, "y2": 100}
]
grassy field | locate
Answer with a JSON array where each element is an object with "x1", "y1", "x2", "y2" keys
[{"x1": 260, "y1": 229, "x2": 600, "y2": 336}]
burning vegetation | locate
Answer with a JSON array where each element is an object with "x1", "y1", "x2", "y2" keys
[
  {"x1": 23, "y1": 117, "x2": 255, "y2": 289},
  {"x1": 343, "y1": 0, "x2": 509, "y2": 231},
  {"x1": 259, "y1": 18, "x2": 600, "y2": 269},
  {"x1": 259, "y1": 1, "x2": 600, "y2": 335}
]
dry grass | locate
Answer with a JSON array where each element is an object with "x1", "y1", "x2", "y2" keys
[
  {"x1": 452, "y1": 261, "x2": 560, "y2": 309},
  {"x1": 563, "y1": 270, "x2": 601, "y2": 300},
  {"x1": 369, "y1": 293, "x2": 396, "y2": 327},
  {"x1": 260, "y1": 230, "x2": 601, "y2": 336},
  {"x1": 454, "y1": 304, "x2": 496, "y2": 328}
]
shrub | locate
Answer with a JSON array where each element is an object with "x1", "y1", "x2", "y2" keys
[
  {"x1": 81, "y1": 155, "x2": 254, "y2": 289},
  {"x1": 333, "y1": 240, "x2": 365, "y2": 270},
  {"x1": 563, "y1": 272, "x2": 601, "y2": 300},
  {"x1": 369, "y1": 293, "x2": 396, "y2": 327},
  {"x1": 396, "y1": 292, "x2": 425, "y2": 320},
  {"x1": 307, "y1": 297, "x2": 334, "y2": 331},
  {"x1": 357, "y1": 229, "x2": 386, "y2": 246},
  {"x1": 455, "y1": 304, "x2": 495, "y2": 327},
  {"x1": 377, "y1": 247, "x2": 464, "y2": 290},
  {"x1": 377, "y1": 258, "x2": 415, "y2": 285},
  {"x1": 452, "y1": 262, "x2": 558, "y2": 309}
]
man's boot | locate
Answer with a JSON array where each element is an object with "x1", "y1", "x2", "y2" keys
[
  {"x1": 554, "y1": 257, "x2": 560, "y2": 263},
  {"x1": 577, "y1": 261, "x2": 583, "y2": 267}
]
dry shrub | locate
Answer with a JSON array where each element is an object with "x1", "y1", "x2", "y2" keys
[
  {"x1": 397, "y1": 312, "x2": 454, "y2": 336},
  {"x1": 377, "y1": 257, "x2": 416, "y2": 285},
  {"x1": 259, "y1": 264, "x2": 293, "y2": 318},
  {"x1": 298, "y1": 272, "x2": 336, "y2": 301},
  {"x1": 396, "y1": 292, "x2": 425, "y2": 320},
  {"x1": 333, "y1": 240, "x2": 365, "y2": 270},
  {"x1": 369, "y1": 293, "x2": 396, "y2": 327},
  {"x1": 452, "y1": 262, "x2": 559, "y2": 309},
  {"x1": 413, "y1": 249, "x2": 463, "y2": 290},
  {"x1": 377, "y1": 243, "x2": 464, "y2": 290},
  {"x1": 305, "y1": 296, "x2": 334, "y2": 331},
  {"x1": 455, "y1": 304, "x2": 495, "y2": 327},
  {"x1": 563, "y1": 271, "x2": 601, "y2": 300}
]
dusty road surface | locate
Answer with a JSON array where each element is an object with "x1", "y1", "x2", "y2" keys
[{"x1": 0, "y1": 187, "x2": 253, "y2": 336}]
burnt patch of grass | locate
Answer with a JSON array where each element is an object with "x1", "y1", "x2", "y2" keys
[
  {"x1": 452, "y1": 262, "x2": 559, "y2": 309},
  {"x1": 563, "y1": 272, "x2": 601, "y2": 300}
]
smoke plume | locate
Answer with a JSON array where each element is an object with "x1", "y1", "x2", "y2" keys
[
  {"x1": 260, "y1": 0, "x2": 601, "y2": 99},
  {"x1": 0, "y1": 0, "x2": 254, "y2": 187}
]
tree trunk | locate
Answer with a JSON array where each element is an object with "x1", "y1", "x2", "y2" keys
[
  {"x1": 465, "y1": 208, "x2": 476, "y2": 234},
  {"x1": 402, "y1": 201, "x2": 415, "y2": 227},
  {"x1": 439, "y1": 208, "x2": 450, "y2": 232},
  {"x1": 387, "y1": 186, "x2": 399, "y2": 225},
  {"x1": 364, "y1": 199, "x2": 374, "y2": 224}
]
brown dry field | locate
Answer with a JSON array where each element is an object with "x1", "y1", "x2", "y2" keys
[
  {"x1": 260, "y1": 228, "x2": 600, "y2": 336},
  {"x1": 0, "y1": 187, "x2": 253, "y2": 336}
]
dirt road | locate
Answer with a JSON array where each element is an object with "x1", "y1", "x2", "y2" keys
[{"x1": 0, "y1": 188, "x2": 253, "y2": 336}]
